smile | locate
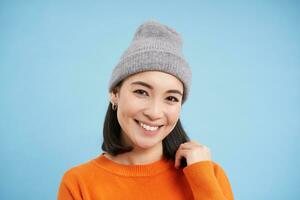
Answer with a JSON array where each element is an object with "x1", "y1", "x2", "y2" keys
[{"x1": 134, "y1": 120, "x2": 163, "y2": 132}]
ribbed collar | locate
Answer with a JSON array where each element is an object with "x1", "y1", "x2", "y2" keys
[{"x1": 92, "y1": 153, "x2": 174, "y2": 177}]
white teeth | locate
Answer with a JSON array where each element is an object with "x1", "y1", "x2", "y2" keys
[{"x1": 139, "y1": 122, "x2": 159, "y2": 131}]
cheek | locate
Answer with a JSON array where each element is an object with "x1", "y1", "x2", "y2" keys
[
  {"x1": 166, "y1": 106, "x2": 181, "y2": 124},
  {"x1": 118, "y1": 96, "x2": 142, "y2": 119}
]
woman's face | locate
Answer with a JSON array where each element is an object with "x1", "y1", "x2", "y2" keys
[{"x1": 110, "y1": 71, "x2": 184, "y2": 150}]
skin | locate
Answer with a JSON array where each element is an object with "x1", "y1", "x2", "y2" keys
[{"x1": 106, "y1": 71, "x2": 211, "y2": 168}]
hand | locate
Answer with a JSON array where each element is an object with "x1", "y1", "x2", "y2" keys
[{"x1": 174, "y1": 140, "x2": 212, "y2": 169}]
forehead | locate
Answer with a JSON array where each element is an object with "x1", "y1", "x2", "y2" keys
[{"x1": 123, "y1": 71, "x2": 183, "y2": 91}]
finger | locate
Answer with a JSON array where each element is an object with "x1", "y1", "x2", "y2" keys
[
  {"x1": 174, "y1": 149, "x2": 183, "y2": 168},
  {"x1": 201, "y1": 145, "x2": 210, "y2": 150},
  {"x1": 174, "y1": 149, "x2": 189, "y2": 169},
  {"x1": 179, "y1": 142, "x2": 199, "y2": 150},
  {"x1": 175, "y1": 154, "x2": 185, "y2": 169},
  {"x1": 189, "y1": 140, "x2": 199, "y2": 144},
  {"x1": 190, "y1": 140, "x2": 209, "y2": 147},
  {"x1": 187, "y1": 141, "x2": 208, "y2": 149},
  {"x1": 189, "y1": 140, "x2": 207, "y2": 148}
]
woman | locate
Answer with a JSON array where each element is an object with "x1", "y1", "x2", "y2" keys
[{"x1": 58, "y1": 20, "x2": 235, "y2": 200}]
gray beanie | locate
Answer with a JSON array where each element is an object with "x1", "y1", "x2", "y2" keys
[{"x1": 108, "y1": 20, "x2": 192, "y2": 103}]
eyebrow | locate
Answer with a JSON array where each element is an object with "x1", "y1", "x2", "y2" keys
[{"x1": 131, "y1": 81, "x2": 183, "y2": 96}]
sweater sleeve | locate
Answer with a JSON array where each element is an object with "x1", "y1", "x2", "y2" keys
[
  {"x1": 183, "y1": 161, "x2": 234, "y2": 200},
  {"x1": 57, "y1": 170, "x2": 83, "y2": 200}
]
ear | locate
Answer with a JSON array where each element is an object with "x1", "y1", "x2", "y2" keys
[{"x1": 110, "y1": 88, "x2": 120, "y2": 105}]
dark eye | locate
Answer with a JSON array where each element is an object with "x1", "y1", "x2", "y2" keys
[
  {"x1": 133, "y1": 89, "x2": 148, "y2": 96},
  {"x1": 167, "y1": 96, "x2": 179, "y2": 102}
]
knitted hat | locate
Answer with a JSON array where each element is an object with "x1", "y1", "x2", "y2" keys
[{"x1": 108, "y1": 20, "x2": 192, "y2": 103}]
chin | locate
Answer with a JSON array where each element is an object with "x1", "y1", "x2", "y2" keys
[{"x1": 134, "y1": 140, "x2": 160, "y2": 149}]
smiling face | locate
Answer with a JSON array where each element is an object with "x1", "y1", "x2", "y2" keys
[{"x1": 110, "y1": 71, "x2": 184, "y2": 151}]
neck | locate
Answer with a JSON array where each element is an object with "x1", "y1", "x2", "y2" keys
[{"x1": 104, "y1": 142, "x2": 164, "y2": 165}]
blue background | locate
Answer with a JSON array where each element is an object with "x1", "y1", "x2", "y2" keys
[{"x1": 1, "y1": 1, "x2": 299, "y2": 199}]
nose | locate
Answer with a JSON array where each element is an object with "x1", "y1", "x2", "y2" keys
[{"x1": 143, "y1": 100, "x2": 164, "y2": 121}]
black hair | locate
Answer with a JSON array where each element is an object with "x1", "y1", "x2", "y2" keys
[{"x1": 101, "y1": 83, "x2": 190, "y2": 168}]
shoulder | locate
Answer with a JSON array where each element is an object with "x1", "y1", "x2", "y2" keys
[
  {"x1": 58, "y1": 159, "x2": 99, "y2": 199},
  {"x1": 60, "y1": 159, "x2": 96, "y2": 184}
]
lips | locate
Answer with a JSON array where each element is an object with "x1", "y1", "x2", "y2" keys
[
  {"x1": 134, "y1": 119, "x2": 163, "y2": 128},
  {"x1": 134, "y1": 119, "x2": 164, "y2": 136}
]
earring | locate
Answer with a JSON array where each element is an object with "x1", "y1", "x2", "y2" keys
[{"x1": 112, "y1": 102, "x2": 118, "y2": 111}]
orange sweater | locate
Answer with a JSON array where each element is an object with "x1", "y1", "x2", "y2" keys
[{"x1": 58, "y1": 153, "x2": 234, "y2": 200}]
